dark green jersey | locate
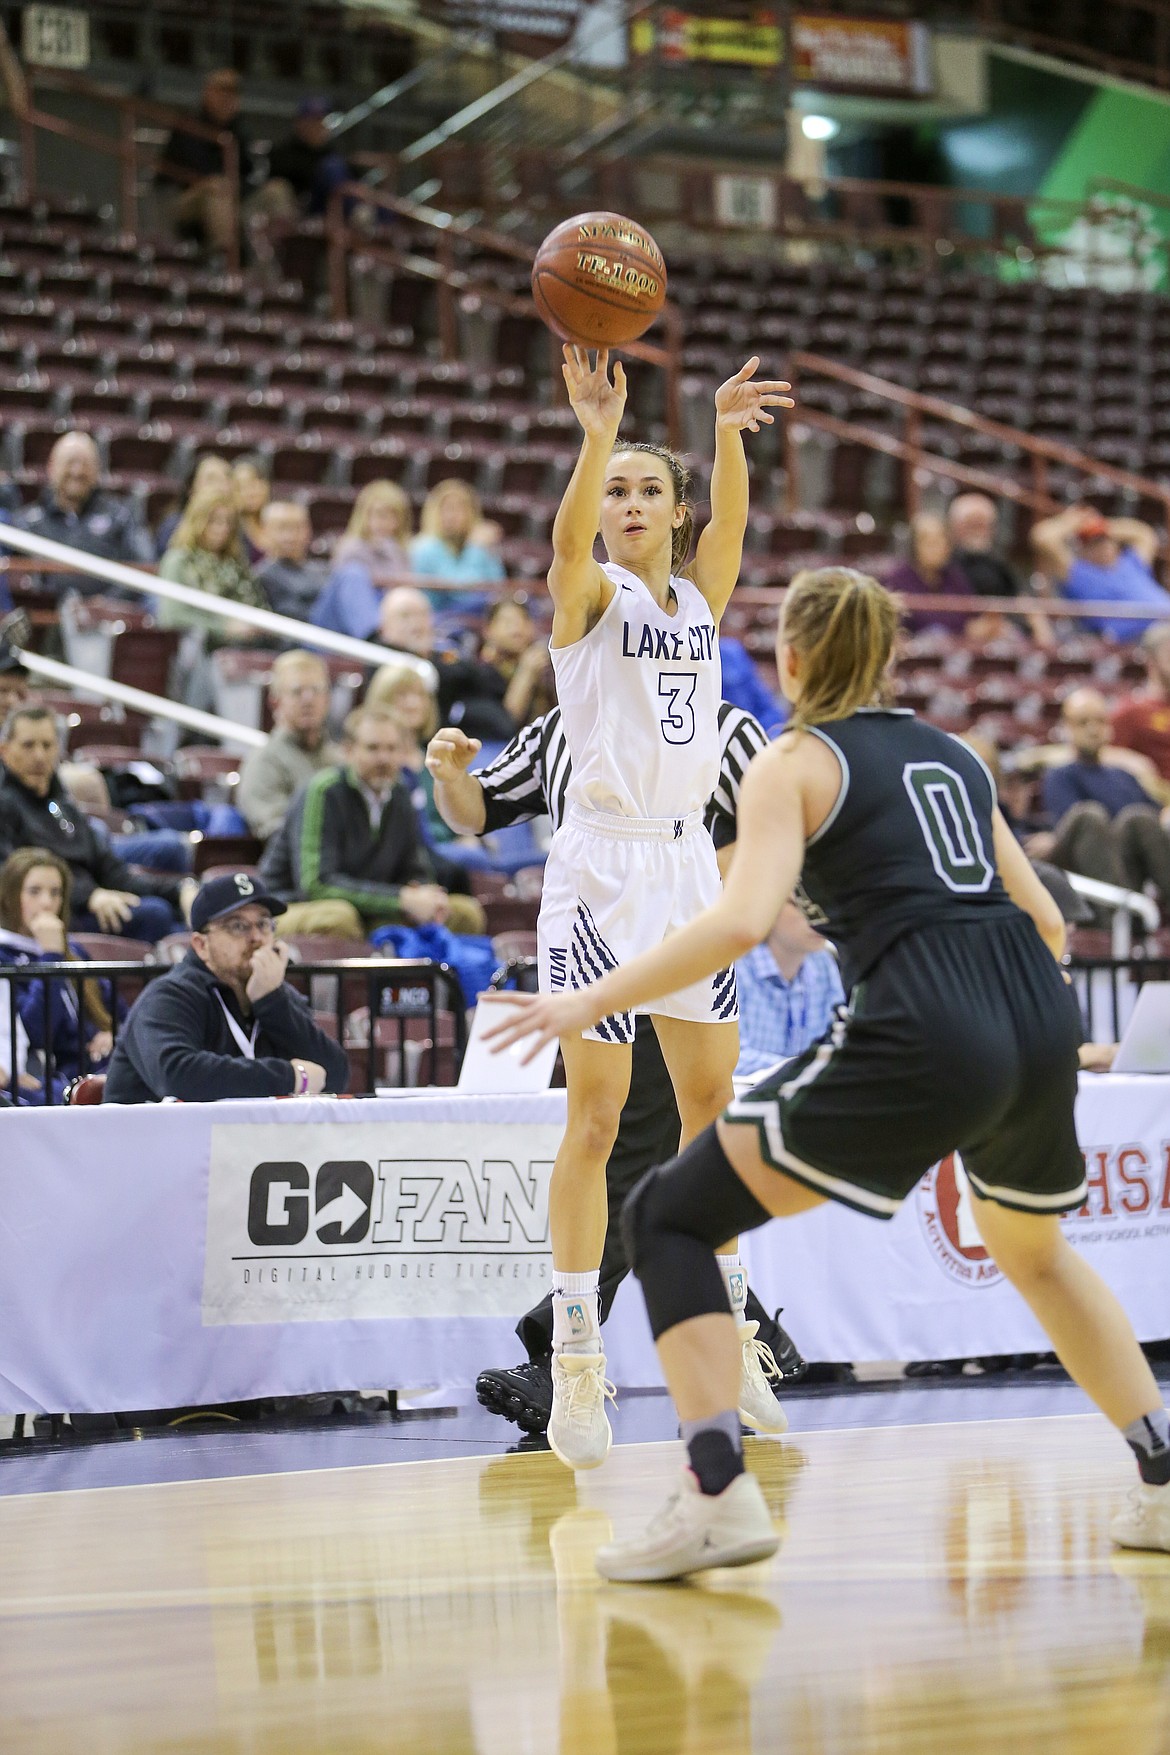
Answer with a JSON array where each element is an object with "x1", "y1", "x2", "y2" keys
[{"x1": 797, "y1": 708, "x2": 1019, "y2": 990}]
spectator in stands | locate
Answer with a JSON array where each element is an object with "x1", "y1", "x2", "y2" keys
[
  {"x1": 947, "y1": 493, "x2": 1022, "y2": 601},
  {"x1": 885, "y1": 512, "x2": 971, "y2": 633},
  {"x1": 157, "y1": 487, "x2": 270, "y2": 645},
  {"x1": 1033, "y1": 687, "x2": 1170, "y2": 903},
  {"x1": 310, "y1": 481, "x2": 413, "y2": 639},
  {"x1": 375, "y1": 587, "x2": 533, "y2": 740},
  {"x1": 949, "y1": 491, "x2": 1054, "y2": 646},
  {"x1": 1031, "y1": 505, "x2": 1170, "y2": 641},
  {"x1": 1113, "y1": 623, "x2": 1170, "y2": 782},
  {"x1": 265, "y1": 97, "x2": 352, "y2": 217},
  {"x1": 402, "y1": 597, "x2": 550, "y2": 744},
  {"x1": 734, "y1": 900, "x2": 844, "y2": 1080},
  {"x1": 409, "y1": 479, "x2": 504, "y2": 614},
  {"x1": 365, "y1": 659, "x2": 482, "y2": 873},
  {"x1": 103, "y1": 872, "x2": 349, "y2": 1103},
  {"x1": 156, "y1": 68, "x2": 254, "y2": 260},
  {"x1": 0, "y1": 848, "x2": 120, "y2": 1103},
  {"x1": 254, "y1": 501, "x2": 327, "y2": 621},
  {"x1": 0, "y1": 653, "x2": 28, "y2": 723},
  {"x1": 0, "y1": 705, "x2": 195, "y2": 941},
  {"x1": 366, "y1": 661, "x2": 438, "y2": 774},
  {"x1": 377, "y1": 584, "x2": 436, "y2": 660},
  {"x1": 473, "y1": 597, "x2": 555, "y2": 730},
  {"x1": 232, "y1": 457, "x2": 271, "y2": 565},
  {"x1": 259, "y1": 704, "x2": 485, "y2": 938},
  {"x1": 237, "y1": 651, "x2": 341, "y2": 842},
  {"x1": 58, "y1": 762, "x2": 194, "y2": 876},
  {"x1": 154, "y1": 454, "x2": 233, "y2": 559},
  {"x1": 18, "y1": 433, "x2": 153, "y2": 588}
]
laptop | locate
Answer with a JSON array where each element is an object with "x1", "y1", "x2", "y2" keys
[{"x1": 1111, "y1": 981, "x2": 1170, "y2": 1074}]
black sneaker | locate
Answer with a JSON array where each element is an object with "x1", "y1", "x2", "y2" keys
[
  {"x1": 746, "y1": 1300, "x2": 808, "y2": 1382},
  {"x1": 476, "y1": 1357, "x2": 554, "y2": 1434}
]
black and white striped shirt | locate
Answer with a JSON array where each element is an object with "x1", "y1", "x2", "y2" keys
[{"x1": 478, "y1": 701, "x2": 769, "y2": 848}]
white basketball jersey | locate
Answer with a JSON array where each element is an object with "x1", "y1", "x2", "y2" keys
[{"x1": 551, "y1": 562, "x2": 721, "y2": 819}]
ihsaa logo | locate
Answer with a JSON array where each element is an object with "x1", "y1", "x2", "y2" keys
[{"x1": 917, "y1": 1154, "x2": 1003, "y2": 1287}]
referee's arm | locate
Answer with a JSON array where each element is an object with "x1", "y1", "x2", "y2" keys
[{"x1": 425, "y1": 727, "x2": 487, "y2": 835}]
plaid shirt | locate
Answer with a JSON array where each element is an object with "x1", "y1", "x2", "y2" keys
[{"x1": 734, "y1": 943, "x2": 845, "y2": 1078}]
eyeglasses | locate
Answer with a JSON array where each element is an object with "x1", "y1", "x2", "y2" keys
[{"x1": 212, "y1": 915, "x2": 276, "y2": 938}]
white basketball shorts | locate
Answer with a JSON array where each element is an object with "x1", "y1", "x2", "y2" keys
[{"x1": 537, "y1": 801, "x2": 739, "y2": 1045}]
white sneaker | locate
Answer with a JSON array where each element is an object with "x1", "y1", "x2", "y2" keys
[
  {"x1": 595, "y1": 1467, "x2": 779, "y2": 1583},
  {"x1": 548, "y1": 1350, "x2": 616, "y2": 1471},
  {"x1": 1112, "y1": 1482, "x2": 1170, "y2": 1551},
  {"x1": 737, "y1": 1321, "x2": 789, "y2": 1434}
]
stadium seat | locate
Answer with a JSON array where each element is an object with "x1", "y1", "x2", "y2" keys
[{"x1": 71, "y1": 934, "x2": 156, "y2": 962}]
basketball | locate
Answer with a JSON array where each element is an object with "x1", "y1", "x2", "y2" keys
[{"x1": 531, "y1": 211, "x2": 667, "y2": 347}]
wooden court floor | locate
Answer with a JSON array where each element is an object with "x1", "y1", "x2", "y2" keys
[{"x1": 1, "y1": 1412, "x2": 1167, "y2": 1754}]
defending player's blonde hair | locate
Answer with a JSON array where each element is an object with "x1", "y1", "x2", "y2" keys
[{"x1": 782, "y1": 567, "x2": 900, "y2": 730}]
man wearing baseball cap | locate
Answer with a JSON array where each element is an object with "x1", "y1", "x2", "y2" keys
[
  {"x1": 1032, "y1": 503, "x2": 1170, "y2": 641},
  {"x1": 104, "y1": 873, "x2": 349, "y2": 1103}
]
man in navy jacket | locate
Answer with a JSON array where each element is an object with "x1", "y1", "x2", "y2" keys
[{"x1": 104, "y1": 873, "x2": 349, "y2": 1103}]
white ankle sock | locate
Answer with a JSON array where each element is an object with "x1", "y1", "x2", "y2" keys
[
  {"x1": 717, "y1": 1253, "x2": 748, "y2": 1321},
  {"x1": 553, "y1": 1269, "x2": 601, "y2": 1353}
]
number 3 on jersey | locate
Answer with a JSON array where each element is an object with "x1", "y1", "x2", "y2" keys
[
  {"x1": 902, "y1": 762, "x2": 995, "y2": 892},
  {"x1": 658, "y1": 672, "x2": 698, "y2": 745}
]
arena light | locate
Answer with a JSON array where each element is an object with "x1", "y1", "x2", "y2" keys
[{"x1": 801, "y1": 114, "x2": 840, "y2": 142}]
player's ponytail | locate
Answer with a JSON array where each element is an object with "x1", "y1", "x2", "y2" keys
[
  {"x1": 613, "y1": 441, "x2": 693, "y2": 571},
  {"x1": 783, "y1": 567, "x2": 900, "y2": 729}
]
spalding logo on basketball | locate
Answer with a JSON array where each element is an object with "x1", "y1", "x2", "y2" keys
[
  {"x1": 531, "y1": 211, "x2": 667, "y2": 347},
  {"x1": 918, "y1": 1153, "x2": 1003, "y2": 1287}
]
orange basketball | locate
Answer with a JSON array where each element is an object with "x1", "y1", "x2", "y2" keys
[{"x1": 531, "y1": 211, "x2": 667, "y2": 347}]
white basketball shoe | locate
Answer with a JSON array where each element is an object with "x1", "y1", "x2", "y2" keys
[
  {"x1": 1112, "y1": 1482, "x2": 1170, "y2": 1552},
  {"x1": 737, "y1": 1321, "x2": 789, "y2": 1434},
  {"x1": 595, "y1": 1467, "x2": 779, "y2": 1583},
  {"x1": 548, "y1": 1350, "x2": 617, "y2": 1471}
]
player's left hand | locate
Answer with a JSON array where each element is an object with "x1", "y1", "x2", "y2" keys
[
  {"x1": 481, "y1": 989, "x2": 602, "y2": 1062},
  {"x1": 714, "y1": 358, "x2": 794, "y2": 434}
]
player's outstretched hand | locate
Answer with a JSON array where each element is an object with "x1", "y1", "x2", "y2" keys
[
  {"x1": 562, "y1": 344, "x2": 627, "y2": 440},
  {"x1": 714, "y1": 358, "x2": 794, "y2": 435},
  {"x1": 426, "y1": 726, "x2": 482, "y2": 781},
  {"x1": 481, "y1": 988, "x2": 602, "y2": 1062}
]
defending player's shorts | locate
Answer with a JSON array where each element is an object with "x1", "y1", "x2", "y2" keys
[
  {"x1": 725, "y1": 914, "x2": 1088, "y2": 1218},
  {"x1": 538, "y1": 802, "x2": 738, "y2": 1045}
]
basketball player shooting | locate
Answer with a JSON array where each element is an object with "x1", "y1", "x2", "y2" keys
[
  {"x1": 528, "y1": 343, "x2": 793, "y2": 1472},
  {"x1": 486, "y1": 567, "x2": 1170, "y2": 1579}
]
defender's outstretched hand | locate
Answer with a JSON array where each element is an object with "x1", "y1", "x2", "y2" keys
[
  {"x1": 481, "y1": 988, "x2": 603, "y2": 1062},
  {"x1": 562, "y1": 344, "x2": 628, "y2": 440},
  {"x1": 714, "y1": 357, "x2": 794, "y2": 434}
]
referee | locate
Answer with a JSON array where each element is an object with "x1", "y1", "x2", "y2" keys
[{"x1": 427, "y1": 701, "x2": 810, "y2": 1436}]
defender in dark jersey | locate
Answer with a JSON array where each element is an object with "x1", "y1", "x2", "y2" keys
[{"x1": 486, "y1": 566, "x2": 1170, "y2": 1580}]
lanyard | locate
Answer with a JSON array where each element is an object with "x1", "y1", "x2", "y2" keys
[{"x1": 214, "y1": 992, "x2": 259, "y2": 1059}]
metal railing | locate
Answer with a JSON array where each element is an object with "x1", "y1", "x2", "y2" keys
[
  {"x1": 0, "y1": 525, "x2": 436, "y2": 683},
  {"x1": 784, "y1": 351, "x2": 1170, "y2": 572},
  {"x1": 0, "y1": 956, "x2": 467, "y2": 1106},
  {"x1": 0, "y1": 33, "x2": 243, "y2": 270}
]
